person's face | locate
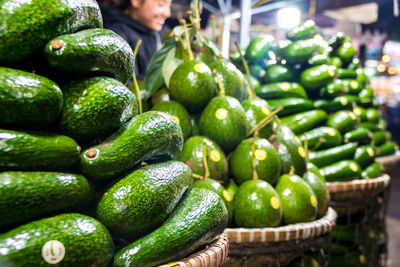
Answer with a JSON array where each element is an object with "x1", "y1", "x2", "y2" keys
[{"x1": 131, "y1": 0, "x2": 171, "y2": 32}]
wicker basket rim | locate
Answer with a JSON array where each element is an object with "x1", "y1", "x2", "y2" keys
[
  {"x1": 326, "y1": 173, "x2": 390, "y2": 193},
  {"x1": 376, "y1": 151, "x2": 400, "y2": 164}
]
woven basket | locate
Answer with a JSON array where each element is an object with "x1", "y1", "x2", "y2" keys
[
  {"x1": 160, "y1": 233, "x2": 229, "y2": 267},
  {"x1": 326, "y1": 174, "x2": 391, "y2": 216},
  {"x1": 223, "y1": 208, "x2": 337, "y2": 267},
  {"x1": 376, "y1": 151, "x2": 400, "y2": 172}
]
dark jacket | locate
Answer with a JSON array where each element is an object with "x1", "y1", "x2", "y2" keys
[{"x1": 99, "y1": 4, "x2": 169, "y2": 81}]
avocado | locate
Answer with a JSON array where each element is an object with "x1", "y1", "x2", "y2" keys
[
  {"x1": 0, "y1": 172, "x2": 93, "y2": 229},
  {"x1": 0, "y1": 213, "x2": 114, "y2": 267},
  {"x1": 377, "y1": 141, "x2": 397, "y2": 156},
  {"x1": 113, "y1": 188, "x2": 228, "y2": 267},
  {"x1": 96, "y1": 161, "x2": 192, "y2": 240},
  {"x1": 336, "y1": 42, "x2": 357, "y2": 64},
  {"x1": 0, "y1": 67, "x2": 63, "y2": 130},
  {"x1": 359, "y1": 88, "x2": 375, "y2": 105},
  {"x1": 80, "y1": 111, "x2": 184, "y2": 181},
  {"x1": 241, "y1": 98, "x2": 274, "y2": 139},
  {"x1": 169, "y1": 60, "x2": 217, "y2": 113},
  {"x1": 309, "y1": 142, "x2": 358, "y2": 168},
  {"x1": 264, "y1": 64, "x2": 294, "y2": 83},
  {"x1": 302, "y1": 172, "x2": 329, "y2": 217},
  {"x1": 354, "y1": 145, "x2": 376, "y2": 168},
  {"x1": 255, "y1": 82, "x2": 307, "y2": 99},
  {"x1": 268, "y1": 98, "x2": 315, "y2": 117},
  {"x1": 190, "y1": 112, "x2": 201, "y2": 136},
  {"x1": 45, "y1": 28, "x2": 134, "y2": 84},
  {"x1": 249, "y1": 64, "x2": 267, "y2": 82},
  {"x1": 199, "y1": 96, "x2": 248, "y2": 152},
  {"x1": 308, "y1": 54, "x2": 329, "y2": 66},
  {"x1": 245, "y1": 35, "x2": 275, "y2": 64},
  {"x1": 365, "y1": 108, "x2": 381, "y2": 123},
  {"x1": 0, "y1": 129, "x2": 81, "y2": 171},
  {"x1": 327, "y1": 110, "x2": 358, "y2": 133},
  {"x1": 343, "y1": 128, "x2": 372, "y2": 144},
  {"x1": 328, "y1": 56, "x2": 342, "y2": 68},
  {"x1": 337, "y1": 68, "x2": 357, "y2": 79},
  {"x1": 361, "y1": 162, "x2": 384, "y2": 179},
  {"x1": 307, "y1": 162, "x2": 326, "y2": 182},
  {"x1": 300, "y1": 64, "x2": 337, "y2": 90},
  {"x1": 275, "y1": 174, "x2": 318, "y2": 224},
  {"x1": 233, "y1": 180, "x2": 282, "y2": 227},
  {"x1": 152, "y1": 100, "x2": 192, "y2": 139},
  {"x1": 59, "y1": 76, "x2": 137, "y2": 144},
  {"x1": 280, "y1": 109, "x2": 328, "y2": 135},
  {"x1": 283, "y1": 39, "x2": 319, "y2": 64},
  {"x1": 371, "y1": 131, "x2": 391, "y2": 146},
  {"x1": 298, "y1": 126, "x2": 342, "y2": 150},
  {"x1": 230, "y1": 137, "x2": 281, "y2": 185},
  {"x1": 0, "y1": 0, "x2": 103, "y2": 64},
  {"x1": 244, "y1": 74, "x2": 260, "y2": 89},
  {"x1": 320, "y1": 160, "x2": 362, "y2": 182},
  {"x1": 286, "y1": 20, "x2": 318, "y2": 41}
]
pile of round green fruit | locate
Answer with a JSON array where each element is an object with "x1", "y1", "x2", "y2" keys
[
  {"x1": 232, "y1": 20, "x2": 398, "y2": 183},
  {"x1": 0, "y1": 1, "x2": 228, "y2": 266}
]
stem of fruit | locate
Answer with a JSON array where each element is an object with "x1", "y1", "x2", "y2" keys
[
  {"x1": 132, "y1": 39, "x2": 143, "y2": 114},
  {"x1": 211, "y1": 15, "x2": 216, "y2": 41},
  {"x1": 202, "y1": 140, "x2": 210, "y2": 179},
  {"x1": 180, "y1": 19, "x2": 194, "y2": 60},
  {"x1": 250, "y1": 138, "x2": 259, "y2": 181},
  {"x1": 247, "y1": 106, "x2": 283, "y2": 137},
  {"x1": 213, "y1": 69, "x2": 225, "y2": 96},
  {"x1": 233, "y1": 40, "x2": 256, "y2": 99},
  {"x1": 193, "y1": 0, "x2": 202, "y2": 35}
]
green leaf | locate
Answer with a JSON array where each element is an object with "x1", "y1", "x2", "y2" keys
[
  {"x1": 198, "y1": 35, "x2": 221, "y2": 58},
  {"x1": 162, "y1": 47, "x2": 183, "y2": 88},
  {"x1": 145, "y1": 38, "x2": 178, "y2": 98}
]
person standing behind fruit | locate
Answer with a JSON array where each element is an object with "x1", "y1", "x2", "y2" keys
[{"x1": 99, "y1": 0, "x2": 171, "y2": 81}]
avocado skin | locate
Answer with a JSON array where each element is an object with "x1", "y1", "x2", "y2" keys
[
  {"x1": 309, "y1": 142, "x2": 358, "y2": 168},
  {"x1": 299, "y1": 126, "x2": 342, "y2": 150},
  {"x1": 303, "y1": 172, "x2": 329, "y2": 218},
  {"x1": 59, "y1": 76, "x2": 137, "y2": 143},
  {"x1": 241, "y1": 98, "x2": 274, "y2": 139},
  {"x1": 0, "y1": 213, "x2": 114, "y2": 267},
  {"x1": 45, "y1": 28, "x2": 134, "y2": 84},
  {"x1": 0, "y1": 0, "x2": 103, "y2": 64},
  {"x1": 286, "y1": 20, "x2": 318, "y2": 41},
  {"x1": 268, "y1": 98, "x2": 315, "y2": 117},
  {"x1": 0, "y1": 129, "x2": 81, "y2": 171},
  {"x1": 80, "y1": 111, "x2": 184, "y2": 181},
  {"x1": 113, "y1": 188, "x2": 228, "y2": 267},
  {"x1": 96, "y1": 161, "x2": 192, "y2": 240},
  {"x1": 0, "y1": 67, "x2": 63, "y2": 130},
  {"x1": 300, "y1": 65, "x2": 337, "y2": 90},
  {"x1": 362, "y1": 162, "x2": 384, "y2": 179},
  {"x1": 0, "y1": 172, "x2": 94, "y2": 229},
  {"x1": 245, "y1": 35, "x2": 275, "y2": 64},
  {"x1": 280, "y1": 109, "x2": 328, "y2": 135},
  {"x1": 320, "y1": 160, "x2": 361, "y2": 182},
  {"x1": 255, "y1": 82, "x2": 307, "y2": 100}
]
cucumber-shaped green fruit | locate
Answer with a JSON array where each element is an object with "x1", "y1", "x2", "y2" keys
[
  {"x1": 328, "y1": 56, "x2": 342, "y2": 68},
  {"x1": 275, "y1": 174, "x2": 317, "y2": 224},
  {"x1": 336, "y1": 42, "x2": 357, "y2": 64},
  {"x1": 178, "y1": 136, "x2": 228, "y2": 183},
  {"x1": 307, "y1": 162, "x2": 326, "y2": 182},
  {"x1": 371, "y1": 131, "x2": 391, "y2": 146},
  {"x1": 81, "y1": 111, "x2": 183, "y2": 181},
  {"x1": 303, "y1": 172, "x2": 330, "y2": 217},
  {"x1": 361, "y1": 162, "x2": 384, "y2": 179},
  {"x1": 320, "y1": 79, "x2": 360, "y2": 98},
  {"x1": 264, "y1": 64, "x2": 294, "y2": 83},
  {"x1": 241, "y1": 98, "x2": 273, "y2": 139},
  {"x1": 327, "y1": 110, "x2": 358, "y2": 133},
  {"x1": 268, "y1": 98, "x2": 314, "y2": 117},
  {"x1": 329, "y1": 250, "x2": 363, "y2": 267},
  {"x1": 249, "y1": 65, "x2": 267, "y2": 81},
  {"x1": 354, "y1": 145, "x2": 376, "y2": 168},
  {"x1": 357, "y1": 68, "x2": 369, "y2": 86},
  {"x1": 328, "y1": 32, "x2": 349, "y2": 51},
  {"x1": 59, "y1": 77, "x2": 137, "y2": 143},
  {"x1": 199, "y1": 96, "x2": 248, "y2": 152},
  {"x1": 337, "y1": 68, "x2": 357, "y2": 79},
  {"x1": 209, "y1": 60, "x2": 247, "y2": 101},
  {"x1": 233, "y1": 180, "x2": 282, "y2": 227},
  {"x1": 314, "y1": 98, "x2": 351, "y2": 112},
  {"x1": 0, "y1": 0, "x2": 102, "y2": 64},
  {"x1": 169, "y1": 60, "x2": 217, "y2": 113},
  {"x1": 377, "y1": 141, "x2": 397, "y2": 156},
  {"x1": 308, "y1": 54, "x2": 329, "y2": 66},
  {"x1": 0, "y1": 67, "x2": 63, "y2": 129},
  {"x1": 343, "y1": 128, "x2": 372, "y2": 144},
  {"x1": 113, "y1": 188, "x2": 228, "y2": 267},
  {"x1": 245, "y1": 35, "x2": 275, "y2": 64},
  {"x1": 269, "y1": 126, "x2": 307, "y2": 176},
  {"x1": 286, "y1": 20, "x2": 318, "y2": 41},
  {"x1": 255, "y1": 82, "x2": 307, "y2": 99},
  {"x1": 244, "y1": 74, "x2": 260, "y2": 89},
  {"x1": 353, "y1": 106, "x2": 367, "y2": 121},
  {"x1": 283, "y1": 39, "x2": 319, "y2": 64},
  {"x1": 358, "y1": 88, "x2": 375, "y2": 105},
  {"x1": 96, "y1": 161, "x2": 192, "y2": 240},
  {"x1": 365, "y1": 108, "x2": 381, "y2": 123},
  {"x1": 0, "y1": 213, "x2": 114, "y2": 267},
  {"x1": 280, "y1": 109, "x2": 328, "y2": 135},
  {"x1": 152, "y1": 100, "x2": 192, "y2": 139},
  {"x1": 309, "y1": 142, "x2": 358, "y2": 168},
  {"x1": 230, "y1": 137, "x2": 281, "y2": 185},
  {"x1": 378, "y1": 118, "x2": 387, "y2": 130},
  {"x1": 300, "y1": 65, "x2": 337, "y2": 90},
  {"x1": 358, "y1": 122, "x2": 380, "y2": 131},
  {"x1": 320, "y1": 160, "x2": 361, "y2": 182},
  {"x1": 0, "y1": 172, "x2": 93, "y2": 229},
  {"x1": 0, "y1": 129, "x2": 80, "y2": 171},
  {"x1": 299, "y1": 126, "x2": 342, "y2": 150},
  {"x1": 45, "y1": 28, "x2": 134, "y2": 84}
]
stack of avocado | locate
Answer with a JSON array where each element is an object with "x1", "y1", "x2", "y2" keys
[
  {"x1": 0, "y1": 1, "x2": 229, "y2": 266},
  {"x1": 237, "y1": 20, "x2": 398, "y2": 183}
]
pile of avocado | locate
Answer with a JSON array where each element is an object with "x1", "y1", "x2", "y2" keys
[
  {"x1": 233, "y1": 20, "x2": 398, "y2": 183},
  {"x1": 0, "y1": 1, "x2": 229, "y2": 266}
]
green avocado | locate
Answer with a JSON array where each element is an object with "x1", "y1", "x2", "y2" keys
[
  {"x1": 343, "y1": 127, "x2": 372, "y2": 144},
  {"x1": 308, "y1": 54, "x2": 329, "y2": 66},
  {"x1": 302, "y1": 172, "x2": 329, "y2": 217},
  {"x1": 283, "y1": 39, "x2": 319, "y2": 64},
  {"x1": 264, "y1": 64, "x2": 294, "y2": 83},
  {"x1": 309, "y1": 142, "x2": 358, "y2": 168},
  {"x1": 0, "y1": 213, "x2": 114, "y2": 267},
  {"x1": 336, "y1": 42, "x2": 357, "y2": 64},
  {"x1": 286, "y1": 20, "x2": 318, "y2": 41},
  {"x1": 233, "y1": 180, "x2": 282, "y2": 227},
  {"x1": 320, "y1": 160, "x2": 362, "y2": 182},
  {"x1": 255, "y1": 82, "x2": 308, "y2": 99},
  {"x1": 300, "y1": 65, "x2": 337, "y2": 90},
  {"x1": 365, "y1": 108, "x2": 381, "y2": 123},
  {"x1": 354, "y1": 145, "x2": 376, "y2": 168},
  {"x1": 249, "y1": 64, "x2": 267, "y2": 82},
  {"x1": 280, "y1": 109, "x2": 328, "y2": 135},
  {"x1": 268, "y1": 98, "x2": 315, "y2": 117},
  {"x1": 327, "y1": 110, "x2": 358, "y2": 133},
  {"x1": 0, "y1": 0, "x2": 103, "y2": 64},
  {"x1": 362, "y1": 162, "x2": 384, "y2": 179},
  {"x1": 241, "y1": 98, "x2": 274, "y2": 139},
  {"x1": 244, "y1": 74, "x2": 261, "y2": 89},
  {"x1": 96, "y1": 161, "x2": 192, "y2": 240},
  {"x1": 299, "y1": 126, "x2": 342, "y2": 150},
  {"x1": 307, "y1": 162, "x2": 326, "y2": 182},
  {"x1": 245, "y1": 35, "x2": 275, "y2": 64}
]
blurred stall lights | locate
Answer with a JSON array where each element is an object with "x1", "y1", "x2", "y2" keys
[
  {"x1": 382, "y1": 54, "x2": 391, "y2": 63},
  {"x1": 388, "y1": 67, "x2": 397, "y2": 75},
  {"x1": 377, "y1": 64, "x2": 386, "y2": 72},
  {"x1": 277, "y1": 7, "x2": 300, "y2": 29}
]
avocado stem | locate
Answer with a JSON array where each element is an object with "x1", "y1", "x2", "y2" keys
[
  {"x1": 202, "y1": 140, "x2": 210, "y2": 179},
  {"x1": 233, "y1": 40, "x2": 256, "y2": 98},
  {"x1": 131, "y1": 40, "x2": 143, "y2": 114},
  {"x1": 250, "y1": 138, "x2": 259, "y2": 181},
  {"x1": 211, "y1": 15, "x2": 216, "y2": 42},
  {"x1": 51, "y1": 40, "x2": 63, "y2": 50},
  {"x1": 192, "y1": 0, "x2": 202, "y2": 35},
  {"x1": 213, "y1": 69, "x2": 225, "y2": 96},
  {"x1": 247, "y1": 106, "x2": 283, "y2": 137},
  {"x1": 289, "y1": 166, "x2": 295, "y2": 176},
  {"x1": 179, "y1": 19, "x2": 194, "y2": 60},
  {"x1": 86, "y1": 149, "x2": 97, "y2": 158}
]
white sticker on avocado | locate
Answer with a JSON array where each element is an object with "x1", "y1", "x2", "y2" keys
[
  {"x1": 215, "y1": 108, "x2": 228, "y2": 120},
  {"x1": 193, "y1": 63, "x2": 207, "y2": 74},
  {"x1": 281, "y1": 82, "x2": 290, "y2": 91},
  {"x1": 350, "y1": 80, "x2": 358, "y2": 89},
  {"x1": 223, "y1": 190, "x2": 232, "y2": 202},
  {"x1": 367, "y1": 147, "x2": 375, "y2": 157},
  {"x1": 327, "y1": 129, "x2": 336, "y2": 136},
  {"x1": 310, "y1": 195, "x2": 318, "y2": 207},
  {"x1": 209, "y1": 150, "x2": 221, "y2": 162},
  {"x1": 261, "y1": 106, "x2": 270, "y2": 116},
  {"x1": 298, "y1": 146, "x2": 306, "y2": 158},
  {"x1": 349, "y1": 112, "x2": 357, "y2": 120},
  {"x1": 255, "y1": 149, "x2": 267, "y2": 161},
  {"x1": 339, "y1": 97, "x2": 348, "y2": 106},
  {"x1": 172, "y1": 115, "x2": 180, "y2": 124},
  {"x1": 270, "y1": 196, "x2": 280, "y2": 209},
  {"x1": 42, "y1": 240, "x2": 65, "y2": 264},
  {"x1": 353, "y1": 107, "x2": 361, "y2": 116},
  {"x1": 350, "y1": 162, "x2": 359, "y2": 172}
]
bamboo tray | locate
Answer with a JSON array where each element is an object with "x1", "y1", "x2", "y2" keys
[
  {"x1": 223, "y1": 208, "x2": 337, "y2": 267},
  {"x1": 376, "y1": 151, "x2": 400, "y2": 172},
  {"x1": 160, "y1": 233, "x2": 229, "y2": 267}
]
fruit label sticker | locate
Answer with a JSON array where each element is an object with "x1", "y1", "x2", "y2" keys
[
  {"x1": 294, "y1": 136, "x2": 301, "y2": 144},
  {"x1": 367, "y1": 147, "x2": 375, "y2": 157},
  {"x1": 255, "y1": 149, "x2": 267, "y2": 160},
  {"x1": 209, "y1": 150, "x2": 221, "y2": 162},
  {"x1": 328, "y1": 129, "x2": 336, "y2": 136},
  {"x1": 349, "y1": 112, "x2": 357, "y2": 120},
  {"x1": 223, "y1": 190, "x2": 232, "y2": 202},
  {"x1": 298, "y1": 146, "x2": 306, "y2": 158},
  {"x1": 281, "y1": 82, "x2": 290, "y2": 91},
  {"x1": 42, "y1": 240, "x2": 65, "y2": 264},
  {"x1": 350, "y1": 162, "x2": 359, "y2": 172},
  {"x1": 261, "y1": 106, "x2": 270, "y2": 116},
  {"x1": 310, "y1": 195, "x2": 317, "y2": 207},
  {"x1": 215, "y1": 108, "x2": 228, "y2": 120},
  {"x1": 172, "y1": 115, "x2": 180, "y2": 125},
  {"x1": 193, "y1": 63, "x2": 208, "y2": 74},
  {"x1": 339, "y1": 97, "x2": 348, "y2": 106},
  {"x1": 270, "y1": 196, "x2": 280, "y2": 209},
  {"x1": 353, "y1": 107, "x2": 361, "y2": 116},
  {"x1": 350, "y1": 80, "x2": 358, "y2": 89}
]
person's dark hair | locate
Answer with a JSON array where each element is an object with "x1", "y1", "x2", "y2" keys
[{"x1": 117, "y1": 0, "x2": 131, "y2": 9}]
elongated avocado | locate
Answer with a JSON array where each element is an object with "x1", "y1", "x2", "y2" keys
[
  {"x1": 320, "y1": 160, "x2": 361, "y2": 182},
  {"x1": 255, "y1": 82, "x2": 307, "y2": 100},
  {"x1": 300, "y1": 65, "x2": 337, "y2": 90},
  {"x1": 283, "y1": 39, "x2": 319, "y2": 64},
  {"x1": 267, "y1": 98, "x2": 314, "y2": 117},
  {"x1": 80, "y1": 111, "x2": 184, "y2": 181},
  {"x1": 245, "y1": 35, "x2": 275, "y2": 64},
  {"x1": 286, "y1": 20, "x2": 318, "y2": 41},
  {"x1": 281, "y1": 109, "x2": 328, "y2": 135},
  {"x1": 309, "y1": 142, "x2": 358, "y2": 168},
  {"x1": 299, "y1": 126, "x2": 342, "y2": 150}
]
